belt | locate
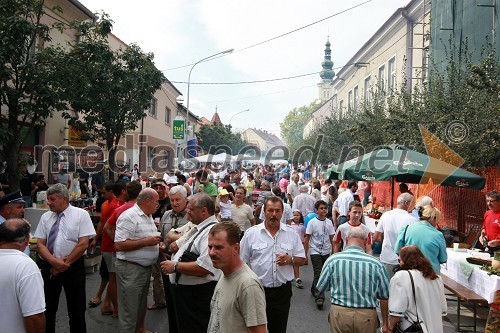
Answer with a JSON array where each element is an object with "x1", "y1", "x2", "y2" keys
[
  {"x1": 340, "y1": 215, "x2": 347, "y2": 217},
  {"x1": 117, "y1": 258, "x2": 146, "y2": 267},
  {"x1": 264, "y1": 281, "x2": 291, "y2": 289},
  {"x1": 332, "y1": 303, "x2": 375, "y2": 309}
]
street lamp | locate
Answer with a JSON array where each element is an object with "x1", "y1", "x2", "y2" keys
[
  {"x1": 186, "y1": 48, "x2": 234, "y2": 111},
  {"x1": 229, "y1": 109, "x2": 250, "y2": 127}
]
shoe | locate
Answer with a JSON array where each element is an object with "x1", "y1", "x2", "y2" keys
[
  {"x1": 147, "y1": 303, "x2": 166, "y2": 310},
  {"x1": 88, "y1": 297, "x2": 101, "y2": 308},
  {"x1": 295, "y1": 278, "x2": 304, "y2": 289},
  {"x1": 101, "y1": 311, "x2": 113, "y2": 316},
  {"x1": 315, "y1": 299, "x2": 324, "y2": 309}
]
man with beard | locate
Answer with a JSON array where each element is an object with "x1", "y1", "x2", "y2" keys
[
  {"x1": 240, "y1": 196, "x2": 306, "y2": 333},
  {"x1": 207, "y1": 221, "x2": 267, "y2": 333}
]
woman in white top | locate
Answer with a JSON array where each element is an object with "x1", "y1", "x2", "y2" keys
[{"x1": 389, "y1": 245, "x2": 447, "y2": 333}]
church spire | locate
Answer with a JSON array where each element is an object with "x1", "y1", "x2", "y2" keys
[{"x1": 319, "y1": 36, "x2": 335, "y2": 83}]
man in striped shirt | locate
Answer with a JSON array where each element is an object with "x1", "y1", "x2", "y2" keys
[{"x1": 317, "y1": 226, "x2": 390, "y2": 333}]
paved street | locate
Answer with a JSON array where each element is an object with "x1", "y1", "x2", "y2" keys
[{"x1": 54, "y1": 259, "x2": 488, "y2": 332}]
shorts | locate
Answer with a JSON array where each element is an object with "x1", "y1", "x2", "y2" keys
[{"x1": 102, "y1": 252, "x2": 116, "y2": 273}]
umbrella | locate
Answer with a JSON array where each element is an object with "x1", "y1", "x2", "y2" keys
[
  {"x1": 333, "y1": 144, "x2": 485, "y2": 190},
  {"x1": 323, "y1": 164, "x2": 339, "y2": 180}
]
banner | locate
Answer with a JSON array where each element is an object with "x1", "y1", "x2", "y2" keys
[
  {"x1": 68, "y1": 125, "x2": 86, "y2": 147},
  {"x1": 173, "y1": 119, "x2": 185, "y2": 140}
]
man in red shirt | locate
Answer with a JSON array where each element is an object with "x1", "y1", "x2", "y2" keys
[
  {"x1": 99, "y1": 181, "x2": 127, "y2": 316},
  {"x1": 480, "y1": 190, "x2": 500, "y2": 255}
]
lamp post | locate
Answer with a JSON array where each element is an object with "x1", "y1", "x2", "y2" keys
[
  {"x1": 229, "y1": 109, "x2": 250, "y2": 127},
  {"x1": 186, "y1": 48, "x2": 234, "y2": 111}
]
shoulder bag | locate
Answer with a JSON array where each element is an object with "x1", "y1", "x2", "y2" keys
[
  {"x1": 395, "y1": 271, "x2": 424, "y2": 333},
  {"x1": 175, "y1": 222, "x2": 216, "y2": 283}
]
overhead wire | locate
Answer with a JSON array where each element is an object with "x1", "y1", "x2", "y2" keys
[{"x1": 161, "y1": 0, "x2": 375, "y2": 72}]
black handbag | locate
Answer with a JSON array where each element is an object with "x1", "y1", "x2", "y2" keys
[
  {"x1": 175, "y1": 222, "x2": 216, "y2": 283},
  {"x1": 395, "y1": 271, "x2": 424, "y2": 333}
]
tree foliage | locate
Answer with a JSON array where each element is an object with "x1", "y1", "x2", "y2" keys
[
  {"x1": 61, "y1": 14, "x2": 164, "y2": 154},
  {"x1": 196, "y1": 124, "x2": 248, "y2": 155},
  {"x1": 0, "y1": 0, "x2": 67, "y2": 190},
  {"x1": 280, "y1": 101, "x2": 319, "y2": 157},
  {"x1": 306, "y1": 43, "x2": 499, "y2": 168}
]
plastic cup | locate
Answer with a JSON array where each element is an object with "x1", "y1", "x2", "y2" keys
[{"x1": 453, "y1": 243, "x2": 459, "y2": 251}]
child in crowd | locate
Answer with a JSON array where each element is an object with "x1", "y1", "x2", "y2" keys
[
  {"x1": 291, "y1": 209, "x2": 306, "y2": 289},
  {"x1": 216, "y1": 189, "x2": 232, "y2": 221},
  {"x1": 304, "y1": 200, "x2": 335, "y2": 309}
]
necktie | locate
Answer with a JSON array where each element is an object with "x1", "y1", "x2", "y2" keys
[{"x1": 47, "y1": 212, "x2": 63, "y2": 254}]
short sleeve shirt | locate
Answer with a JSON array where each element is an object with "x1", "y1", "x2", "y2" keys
[
  {"x1": 306, "y1": 217, "x2": 335, "y2": 255},
  {"x1": 334, "y1": 222, "x2": 372, "y2": 251}
]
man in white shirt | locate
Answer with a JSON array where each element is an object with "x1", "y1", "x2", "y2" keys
[
  {"x1": 0, "y1": 218, "x2": 45, "y2": 333},
  {"x1": 161, "y1": 193, "x2": 221, "y2": 332},
  {"x1": 232, "y1": 186, "x2": 256, "y2": 234},
  {"x1": 241, "y1": 196, "x2": 306, "y2": 333},
  {"x1": 374, "y1": 193, "x2": 417, "y2": 278},
  {"x1": 333, "y1": 180, "x2": 358, "y2": 226},
  {"x1": 35, "y1": 183, "x2": 96, "y2": 333},
  {"x1": 286, "y1": 174, "x2": 300, "y2": 205},
  {"x1": 114, "y1": 188, "x2": 162, "y2": 333},
  {"x1": 292, "y1": 185, "x2": 316, "y2": 217}
]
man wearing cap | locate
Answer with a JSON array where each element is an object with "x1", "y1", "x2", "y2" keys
[
  {"x1": 152, "y1": 178, "x2": 171, "y2": 219},
  {"x1": 0, "y1": 191, "x2": 29, "y2": 256},
  {"x1": 0, "y1": 218, "x2": 45, "y2": 333},
  {"x1": 34, "y1": 183, "x2": 96, "y2": 333}
]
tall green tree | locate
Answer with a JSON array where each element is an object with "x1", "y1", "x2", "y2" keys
[
  {"x1": 61, "y1": 15, "x2": 164, "y2": 174},
  {"x1": 280, "y1": 101, "x2": 320, "y2": 157},
  {"x1": 0, "y1": 0, "x2": 67, "y2": 190},
  {"x1": 196, "y1": 123, "x2": 247, "y2": 155}
]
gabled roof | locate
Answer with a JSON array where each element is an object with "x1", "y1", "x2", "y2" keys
[
  {"x1": 210, "y1": 112, "x2": 222, "y2": 125},
  {"x1": 249, "y1": 128, "x2": 284, "y2": 146}
]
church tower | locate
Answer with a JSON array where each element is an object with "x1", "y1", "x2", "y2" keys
[{"x1": 317, "y1": 37, "x2": 335, "y2": 101}]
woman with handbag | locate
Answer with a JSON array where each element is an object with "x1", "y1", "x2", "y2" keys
[{"x1": 388, "y1": 245, "x2": 447, "y2": 333}]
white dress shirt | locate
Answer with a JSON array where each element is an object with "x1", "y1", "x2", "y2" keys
[
  {"x1": 170, "y1": 216, "x2": 221, "y2": 285},
  {"x1": 115, "y1": 204, "x2": 159, "y2": 267},
  {"x1": 240, "y1": 223, "x2": 305, "y2": 288},
  {"x1": 34, "y1": 205, "x2": 95, "y2": 258},
  {"x1": 333, "y1": 189, "x2": 354, "y2": 216}
]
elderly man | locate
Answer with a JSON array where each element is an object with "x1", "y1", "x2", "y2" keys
[
  {"x1": 161, "y1": 193, "x2": 221, "y2": 332},
  {"x1": 333, "y1": 180, "x2": 358, "y2": 226},
  {"x1": 35, "y1": 183, "x2": 96, "y2": 333},
  {"x1": 207, "y1": 221, "x2": 267, "y2": 333},
  {"x1": 292, "y1": 185, "x2": 316, "y2": 217},
  {"x1": 286, "y1": 173, "x2": 300, "y2": 205},
  {"x1": 0, "y1": 219, "x2": 45, "y2": 333},
  {"x1": 158, "y1": 185, "x2": 190, "y2": 333},
  {"x1": 0, "y1": 190, "x2": 28, "y2": 255},
  {"x1": 317, "y1": 226, "x2": 390, "y2": 333},
  {"x1": 114, "y1": 188, "x2": 162, "y2": 333},
  {"x1": 241, "y1": 196, "x2": 306, "y2": 333},
  {"x1": 374, "y1": 193, "x2": 417, "y2": 278}
]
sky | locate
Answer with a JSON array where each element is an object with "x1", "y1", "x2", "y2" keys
[{"x1": 78, "y1": 0, "x2": 409, "y2": 139}]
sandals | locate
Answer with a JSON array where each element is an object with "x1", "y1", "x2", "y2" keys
[{"x1": 88, "y1": 297, "x2": 102, "y2": 307}]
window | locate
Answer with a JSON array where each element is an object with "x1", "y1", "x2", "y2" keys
[
  {"x1": 348, "y1": 90, "x2": 353, "y2": 112},
  {"x1": 388, "y1": 57, "x2": 396, "y2": 90},
  {"x1": 338, "y1": 100, "x2": 344, "y2": 117},
  {"x1": 364, "y1": 76, "x2": 371, "y2": 102},
  {"x1": 323, "y1": 90, "x2": 330, "y2": 99},
  {"x1": 378, "y1": 65, "x2": 385, "y2": 92},
  {"x1": 165, "y1": 106, "x2": 171, "y2": 125},
  {"x1": 148, "y1": 98, "x2": 157, "y2": 118},
  {"x1": 353, "y1": 86, "x2": 359, "y2": 111}
]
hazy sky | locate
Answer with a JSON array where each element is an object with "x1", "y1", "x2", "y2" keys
[{"x1": 78, "y1": 0, "x2": 409, "y2": 138}]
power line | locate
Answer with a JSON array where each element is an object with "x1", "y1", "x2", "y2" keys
[{"x1": 161, "y1": 0, "x2": 375, "y2": 72}]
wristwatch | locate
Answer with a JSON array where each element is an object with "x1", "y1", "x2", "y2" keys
[{"x1": 173, "y1": 262, "x2": 179, "y2": 273}]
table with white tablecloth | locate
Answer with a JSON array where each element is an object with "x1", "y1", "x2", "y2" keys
[{"x1": 440, "y1": 248, "x2": 500, "y2": 304}]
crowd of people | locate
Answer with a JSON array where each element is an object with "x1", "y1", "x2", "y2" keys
[{"x1": 0, "y1": 162, "x2": 498, "y2": 333}]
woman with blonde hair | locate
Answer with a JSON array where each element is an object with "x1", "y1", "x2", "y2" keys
[
  {"x1": 394, "y1": 205, "x2": 447, "y2": 274},
  {"x1": 389, "y1": 245, "x2": 447, "y2": 333}
]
